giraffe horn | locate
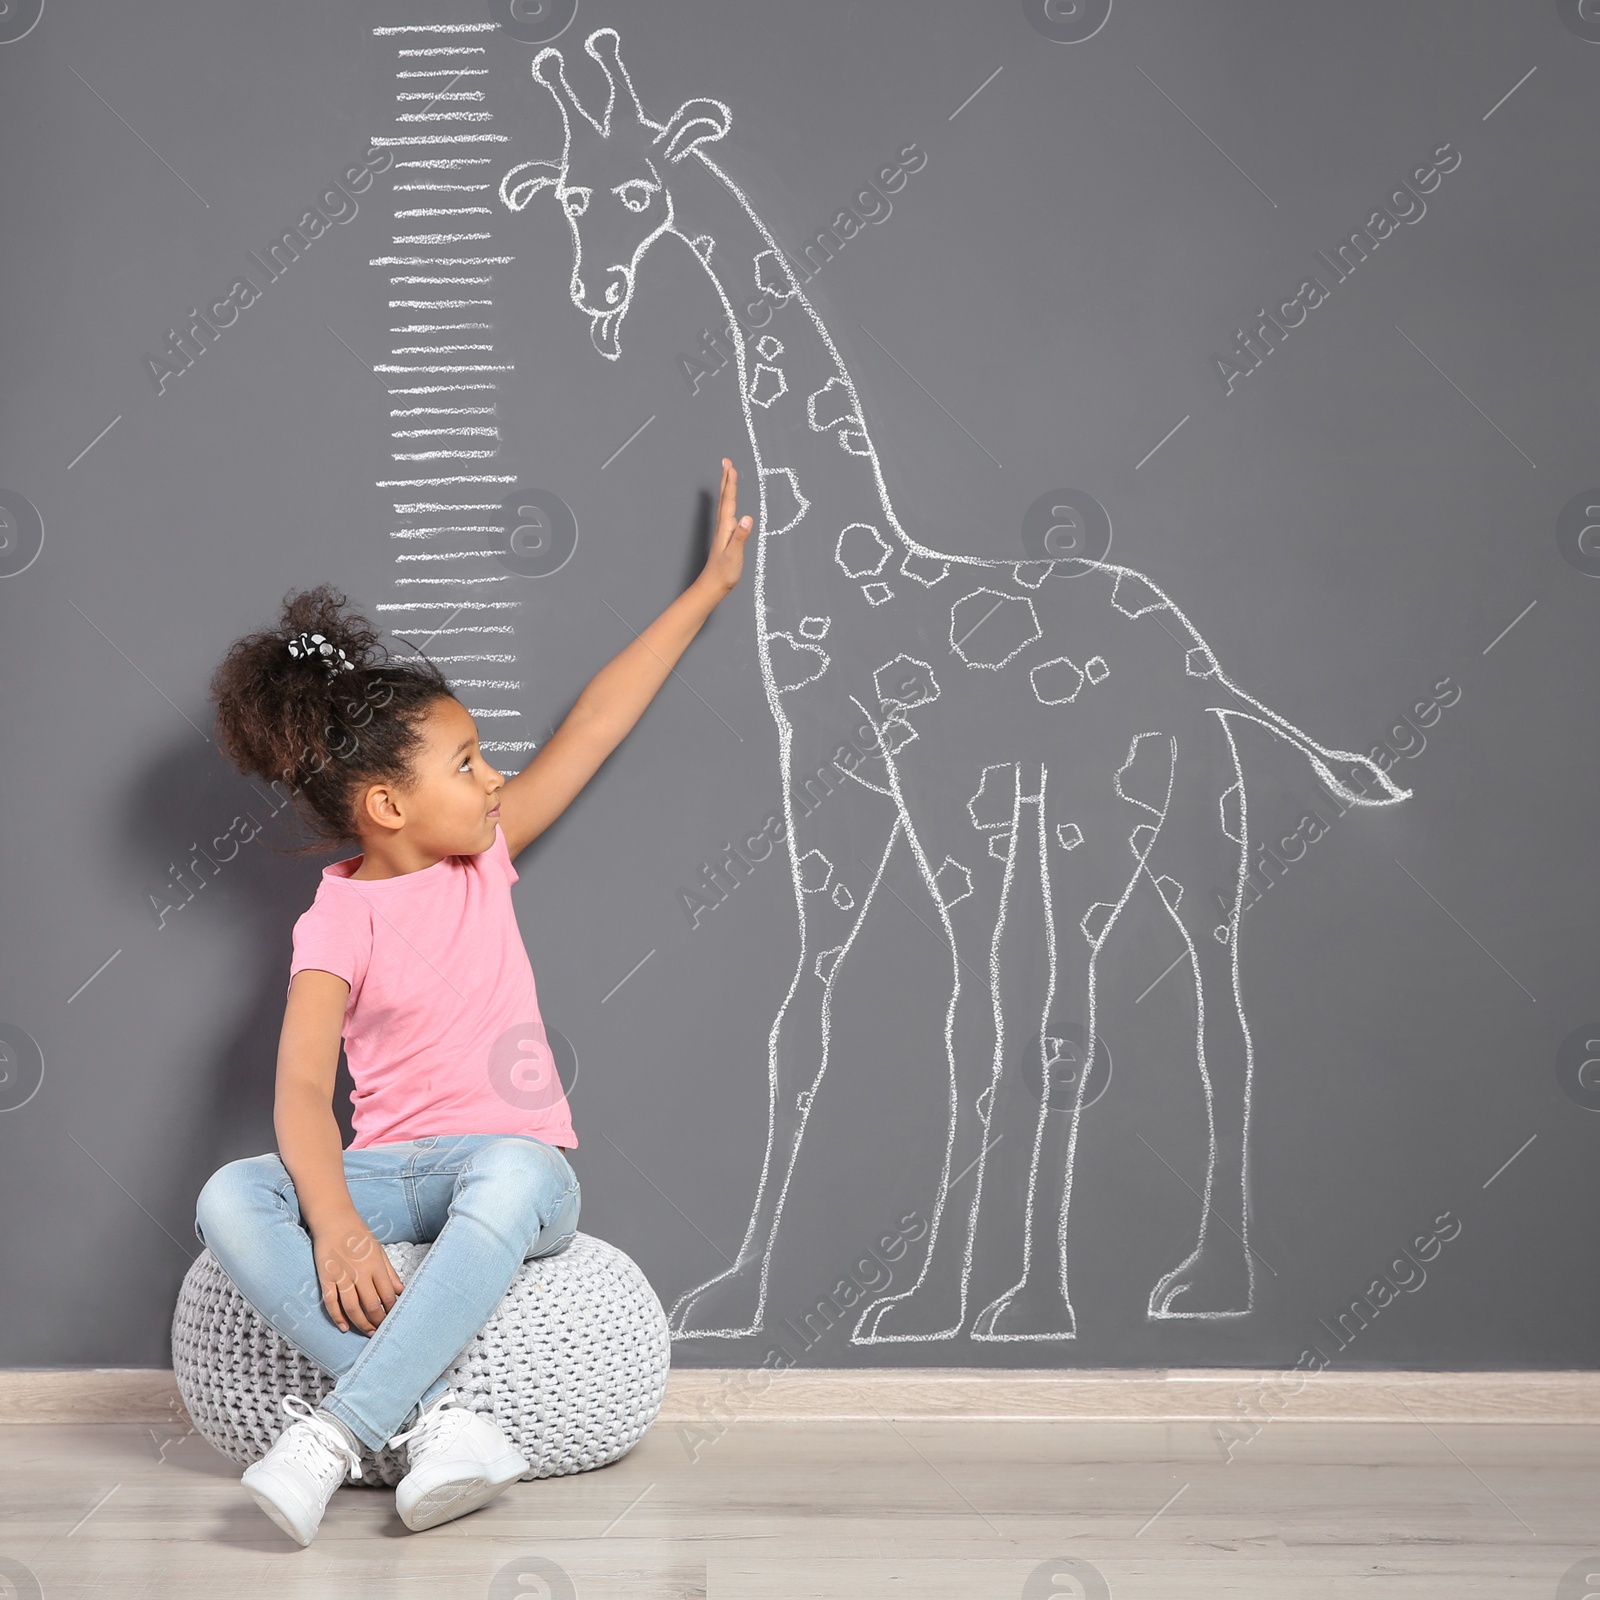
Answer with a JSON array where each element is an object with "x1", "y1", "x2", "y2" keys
[
  {"x1": 580, "y1": 29, "x2": 622, "y2": 136},
  {"x1": 585, "y1": 28, "x2": 659, "y2": 134},
  {"x1": 531, "y1": 44, "x2": 602, "y2": 135}
]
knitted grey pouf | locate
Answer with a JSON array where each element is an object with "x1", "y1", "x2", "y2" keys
[{"x1": 171, "y1": 1231, "x2": 670, "y2": 1487}]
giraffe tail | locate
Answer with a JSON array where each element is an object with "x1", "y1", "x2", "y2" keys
[
  {"x1": 1121, "y1": 568, "x2": 1414, "y2": 809},
  {"x1": 1216, "y1": 697, "x2": 1413, "y2": 808}
]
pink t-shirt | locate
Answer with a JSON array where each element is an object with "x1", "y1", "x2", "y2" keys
[{"x1": 288, "y1": 824, "x2": 576, "y2": 1152}]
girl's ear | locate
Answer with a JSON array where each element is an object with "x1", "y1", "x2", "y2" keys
[{"x1": 358, "y1": 780, "x2": 405, "y2": 834}]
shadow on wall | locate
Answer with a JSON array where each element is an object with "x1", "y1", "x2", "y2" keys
[{"x1": 109, "y1": 732, "x2": 353, "y2": 1342}]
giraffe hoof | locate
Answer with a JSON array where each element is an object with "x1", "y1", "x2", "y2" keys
[
  {"x1": 668, "y1": 1258, "x2": 767, "y2": 1338},
  {"x1": 1147, "y1": 1247, "x2": 1253, "y2": 1319},
  {"x1": 970, "y1": 1284, "x2": 1078, "y2": 1342},
  {"x1": 851, "y1": 1285, "x2": 964, "y2": 1343}
]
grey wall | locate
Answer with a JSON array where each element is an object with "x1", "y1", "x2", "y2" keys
[{"x1": 2, "y1": 0, "x2": 1597, "y2": 1375}]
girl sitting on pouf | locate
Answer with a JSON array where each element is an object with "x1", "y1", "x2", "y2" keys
[{"x1": 193, "y1": 460, "x2": 751, "y2": 1546}]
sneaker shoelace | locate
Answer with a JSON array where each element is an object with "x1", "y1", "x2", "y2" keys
[
  {"x1": 386, "y1": 1392, "x2": 474, "y2": 1465},
  {"x1": 276, "y1": 1394, "x2": 365, "y2": 1486}
]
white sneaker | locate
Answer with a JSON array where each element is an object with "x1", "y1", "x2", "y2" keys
[
  {"x1": 241, "y1": 1394, "x2": 366, "y2": 1547},
  {"x1": 387, "y1": 1389, "x2": 529, "y2": 1532}
]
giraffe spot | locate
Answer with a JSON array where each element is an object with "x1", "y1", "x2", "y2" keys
[
  {"x1": 798, "y1": 614, "x2": 831, "y2": 640},
  {"x1": 1112, "y1": 571, "x2": 1169, "y2": 618},
  {"x1": 1186, "y1": 645, "x2": 1219, "y2": 678},
  {"x1": 1084, "y1": 655, "x2": 1109, "y2": 684},
  {"x1": 878, "y1": 714, "x2": 917, "y2": 755},
  {"x1": 987, "y1": 832, "x2": 1011, "y2": 860},
  {"x1": 1213, "y1": 924, "x2": 1230, "y2": 945},
  {"x1": 848, "y1": 716, "x2": 917, "y2": 794},
  {"x1": 1080, "y1": 901, "x2": 1117, "y2": 946},
  {"x1": 754, "y1": 249, "x2": 797, "y2": 305},
  {"x1": 814, "y1": 945, "x2": 845, "y2": 984},
  {"x1": 1031, "y1": 655, "x2": 1084, "y2": 706},
  {"x1": 766, "y1": 632, "x2": 829, "y2": 692},
  {"x1": 759, "y1": 466, "x2": 808, "y2": 535},
  {"x1": 933, "y1": 855, "x2": 973, "y2": 908},
  {"x1": 950, "y1": 588, "x2": 1041, "y2": 669},
  {"x1": 831, "y1": 882, "x2": 855, "y2": 911},
  {"x1": 748, "y1": 363, "x2": 788, "y2": 408},
  {"x1": 1130, "y1": 824, "x2": 1158, "y2": 857},
  {"x1": 861, "y1": 581, "x2": 893, "y2": 605},
  {"x1": 899, "y1": 548, "x2": 949, "y2": 586},
  {"x1": 1219, "y1": 781, "x2": 1243, "y2": 843},
  {"x1": 807, "y1": 376, "x2": 858, "y2": 433},
  {"x1": 840, "y1": 426, "x2": 872, "y2": 456},
  {"x1": 797, "y1": 849, "x2": 834, "y2": 893},
  {"x1": 967, "y1": 763, "x2": 1017, "y2": 832},
  {"x1": 1055, "y1": 822, "x2": 1083, "y2": 850},
  {"x1": 1154, "y1": 874, "x2": 1183, "y2": 910},
  {"x1": 836, "y1": 522, "x2": 891, "y2": 579},
  {"x1": 755, "y1": 334, "x2": 783, "y2": 360},
  {"x1": 1011, "y1": 561, "x2": 1054, "y2": 590},
  {"x1": 875, "y1": 654, "x2": 939, "y2": 712},
  {"x1": 1115, "y1": 732, "x2": 1176, "y2": 818}
]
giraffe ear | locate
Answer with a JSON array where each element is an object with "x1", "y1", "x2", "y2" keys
[
  {"x1": 657, "y1": 97, "x2": 730, "y2": 161},
  {"x1": 499, "y1": 159, "x2": 562, "y2": 213}
]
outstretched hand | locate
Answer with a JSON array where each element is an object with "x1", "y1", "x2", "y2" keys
[
  {"x1": 699, "y1": 457, "x2": 754, "y2": 599},
  {"x1": 495, "y1": 454, "x2": 755, "y2": 853}
]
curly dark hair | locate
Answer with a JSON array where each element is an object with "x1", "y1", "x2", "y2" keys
[{"x1": 209, "y1": 584, "x2": 455, "y2": 853}]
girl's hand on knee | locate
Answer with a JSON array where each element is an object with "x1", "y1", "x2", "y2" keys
[{"x1": 311, "y1": 1213, "x2": 405, "y2": 1335}]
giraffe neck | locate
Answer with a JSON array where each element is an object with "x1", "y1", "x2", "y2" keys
[
  {"x1": 665, "y1": 150, "x2": 940, "y2": 642},
  {"x1": 672, "y1": 154, "x2": 846, "y2": 400}
]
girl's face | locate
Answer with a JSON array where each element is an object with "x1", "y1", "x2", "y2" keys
[{"x1": 361, "y1": 695, "x2": 505, "y2": 857}]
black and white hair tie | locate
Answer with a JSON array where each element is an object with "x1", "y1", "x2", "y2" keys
[{"x1": 287, "y1": 631, "x2": 356, "y2": 674}]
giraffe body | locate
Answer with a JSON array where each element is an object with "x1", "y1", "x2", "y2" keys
[{"x1": 499, "y1": 28, "x2": 1410, "y2": 1341}]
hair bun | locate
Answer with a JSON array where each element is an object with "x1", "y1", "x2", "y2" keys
[{"x1": 286, "y1": 630, "x2": 356, "y2": 674}]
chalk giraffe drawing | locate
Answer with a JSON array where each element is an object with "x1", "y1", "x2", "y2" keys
[{"x1": 498, "y1": 28, "x2": 1411, "y2": 1342}]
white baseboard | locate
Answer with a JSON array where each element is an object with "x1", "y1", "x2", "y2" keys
[{"x1": 3, "y1": 1366, "x2": 1598, "y2": 1425}]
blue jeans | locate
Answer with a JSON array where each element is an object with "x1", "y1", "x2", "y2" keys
[{"x1": 193, "y1": 1134, "x2": 580, "y2": 1452}]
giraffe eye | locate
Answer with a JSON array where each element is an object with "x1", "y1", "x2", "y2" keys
[
  {"x1": 561, "y1": 188, "x2": 590, "y2": 218},
  {"x1": 614, "y1": 181, "x2": 654, "y2": 214}
]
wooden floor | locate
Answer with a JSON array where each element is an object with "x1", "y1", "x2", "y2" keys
[{"x1": 2, "y1": 1417, "x2": 1596, "y2": 1597}]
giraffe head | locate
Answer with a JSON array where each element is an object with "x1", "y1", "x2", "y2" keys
[{"x1": 498, "y1": 27, "x2": 730, "y2": 360}]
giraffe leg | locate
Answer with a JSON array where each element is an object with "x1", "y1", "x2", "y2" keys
[
  {"x1": 1144, "y1": 716, "x2": 1256, "y2": 1320},
  {"x1": 968, "y1": 762, "x2": 1097, "y2": 1341},
  {"x1": 668, "y1": 801, "x2": 900, "y2": 1338},
  {"x1": 852, "y1": 766, "x2": 1021, "y2": 1343}
]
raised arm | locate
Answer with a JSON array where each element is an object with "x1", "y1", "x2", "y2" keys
[
  {"x1": 496, "y1": 457, "x2": 753, "y2": 859},
  {"x1": 276, "y1": 967, "x2": 405, "y2": 1334}
]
